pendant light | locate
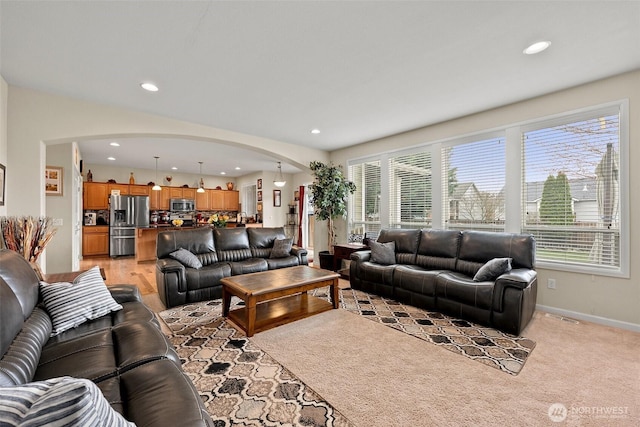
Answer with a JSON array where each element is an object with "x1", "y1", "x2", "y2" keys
[
  {"x1": 152, "y1": 156, "x2": 161, "y2": 191},
  {"x1": 273, "y1": 161, "x2": 286, "y2": 187},
  {"x1": 197, "y1": 161, "x2": 205, "y2": 193}
]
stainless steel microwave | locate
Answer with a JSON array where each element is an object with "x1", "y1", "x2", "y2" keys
[{"x1": 170, "y1": 198, "x2": 195, "y2": 212}]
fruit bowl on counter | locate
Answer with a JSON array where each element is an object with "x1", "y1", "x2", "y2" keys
[{"x1": 171, "y1": 219, "x2": 184, "y2": 227}]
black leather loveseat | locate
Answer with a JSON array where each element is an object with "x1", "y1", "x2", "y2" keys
[
  {"x1": 349, "y1": 229, "x2": 537, "y2": 335},
  {"x1": 0, "y1": 248, "x2": 213, "y2": 426},
  {"x1": 156, "y1": 226, "x2": 308, "y2": 308}
]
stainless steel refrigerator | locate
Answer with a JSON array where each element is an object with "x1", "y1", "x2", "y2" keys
[{"x1": 109, "y1": 195, "x2": 149, "y2": 257}]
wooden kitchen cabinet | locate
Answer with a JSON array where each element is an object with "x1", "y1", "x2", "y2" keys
[
  {"x1": 83, "y1": 182, "x2": 110, "y2": 209},
  {"x1": 82, "y1": 226, "x2": 109, "y2": 256},
  {"x1": 182, "y1": 188, "x2": 196, "y2": 199},
  {"x1": 224, "y1": 190, "x2": 239, "y2": 210},
  {"x1": 195, "y1": 189, "x2": 210, "y2": 210},
  {"x1": 210, "y1": 190, "x2": 225, "y2": 210},
  {"x1": 108, "y1": 183, "x2": 129, "y2": 195},
  {"x1": 150, "y1": 186, "x2": 171, "y2": 210},
  {"x1": 129, "y1": 184, "x2": 150, "y2": 196}
]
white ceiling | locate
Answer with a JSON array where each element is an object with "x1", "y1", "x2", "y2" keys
[{"x1": 1, "y1": 1, "x2": 639, "y2": 176}]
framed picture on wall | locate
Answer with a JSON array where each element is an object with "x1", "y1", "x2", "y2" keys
[
  {"x1": 273, "y1": 189, "x2": 281, "y2": 207},
  {"x1": 257, "y1": 178, "x2": 262, "y2": 189},
  {"x1": 45, "y1": 166, "x2": 63, "y2": 196},
  {"x1": 0, "y1": 163, "x2": 5, "y2": 206},
  {"x1": 257, "y1": 190, "x2": 262, "y2": 201}
]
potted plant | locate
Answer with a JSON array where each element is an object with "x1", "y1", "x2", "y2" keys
[{"x1": 309, "y1": 161, "x2": 356, "y2": 270}]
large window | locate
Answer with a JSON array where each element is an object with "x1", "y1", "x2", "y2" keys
[
  {"x1": 388, "y1": 151, "x2": 432, "y2": 229},
  {"x1": 349, "y1": 159, "x2": 381, "y2": 235},
  {"x1": 345, "y1": 101, "x2": 627, "y2": 277},
  {"x1": 522, "y1": 107, "x2": 621, "y2": 271},
  {"x1": 442, "y1": 136, "x2": 505, "y2": 231}
]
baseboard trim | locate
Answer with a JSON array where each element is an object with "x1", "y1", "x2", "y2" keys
[{"x1": 536, "y1": 304, "x2": 640, "y2": 333}]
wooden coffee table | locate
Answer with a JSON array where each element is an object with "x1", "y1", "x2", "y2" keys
[{"x1": 221, "y1": 266, "x2": 340, "y2": 337}]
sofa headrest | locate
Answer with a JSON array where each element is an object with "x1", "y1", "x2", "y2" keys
[
  {"x1": 213, "y1": 228, "x2": 250, "y2": 250},
  {"x1": 417, "y1": 229, "x2": 461, "y2": 258},
  {"x1": 458, "y1": 231, "x2": 536, "y2": 269},
  {"x1": 377, "y1": 229, "x2": 421, "y2": 254},
  {"x1": 0, "y1": 249, "x2": 39, "y2": 320},
  {"x1": 247, "y1": 227, "x2": 286, "y2": 248},
  {"x1": 156, "y1": 228, "x2": 215, "y2": 259}
]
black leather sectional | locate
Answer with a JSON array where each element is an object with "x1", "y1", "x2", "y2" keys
[
  {"x1": 0, "y1": 248, "x2": 213, "y2": 426},
  {"x1": 349, "y1": 229, "x2": 538, "y2": 335},
  {"x1": 156, "y1": 226, "x2": 308, "y2": 308}
]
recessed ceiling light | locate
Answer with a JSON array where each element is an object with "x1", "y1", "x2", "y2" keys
[
  {"x1": 110, "y1": 142, "x2": 120, "y2": 147},
  {"x1": 235, "y1": 167, "x2": 241, "y2": 170},
  {"x1": 220, "y1": 172, "x2": 226, "y2": 175},
  {"x1": 523, "y1": 41, "x2": 551, "y2": 55},
  {"x1": 140, "y1": 82, "x2": 159, "y2": 92},
  {"x1": 311, "y1": 129, "x2": 321, "y2": 134},
  {"x1": 171, "y1": 166, "x2": 178, "y2": 170},
  {"x1": 107, "y1": 157, "x2": 116, "y2": 161}
]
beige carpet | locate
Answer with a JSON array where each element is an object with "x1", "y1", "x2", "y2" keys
[{"x1": 251, "y1": 309, "x2": 640, "y2": 427}]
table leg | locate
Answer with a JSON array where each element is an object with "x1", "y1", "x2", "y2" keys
[
  {"x1": 246, "y1": 296, "x2": 257, "y2": 337},
  {"x1": 330, "y1": 278, "x2": 339, "y2": 309},
  {"x1": 222, "y1": 287, "x2": 231, "y2": 317}
]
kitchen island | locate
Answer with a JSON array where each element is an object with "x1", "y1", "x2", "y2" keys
[{"x1": 135, "y1": 223, "x2": 263, "y2": 262}]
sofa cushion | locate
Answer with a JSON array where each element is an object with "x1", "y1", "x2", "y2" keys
[
  {"x1": 393, "y1": 264, "x2": 440, "y2": 296},
  {"x1": 39, "y1": 267, "x2": 123, "y2": 336},
  {"x1": 369, "y1": 240, "x2": 396, "y2": 265},
  {"x1": 214, "y1": 228, "x2": 253, "y2": 261},
  {"x1": 415, "y1": 229, "x2": 461, "y2": 270},
  {"x1": 270, "y1": 238, "x2": 293, "y2": 258},
  {"x1": 473, "y1": 257, "x2": 512, "y2": 282},
  {"x1": 0, "y1": 376, "x2": 135, "y2": 427},
  {"x1": 228, "y1": 259, "x2": 268, "y2": 275},
  {"x1": 376, "y1": 229, "x2": 420, "y2": 265},
  {"x1": 170, "y1": 248, "x2": 203, "y2": 269},
  {"x1": 266, "y1": 255, "x2": 299, "y2": 270},
  {"x1": 435, "y1": 272, "x2": 494, "y2": 310},
  {"x1": 156, "y1": 227, "x2": 215, "y2": 259}
]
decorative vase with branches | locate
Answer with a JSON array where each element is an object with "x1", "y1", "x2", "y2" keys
[
  {"x1": 0, "y1": 216, "x2": 58, "y2": 279},
  {"x1": 309, "y1": 161, "x2": 357, "y2": 253}
]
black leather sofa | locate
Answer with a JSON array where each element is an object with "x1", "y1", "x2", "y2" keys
[
  {"x1": 156, "y1": 226, "x2": 308, "y2": 308},
  {"x1": 0, "y1": 248, "x2": 213, "y2": 426},
  {"x1": 349, "y1": 229, "x2": 537, "y2": 335}
]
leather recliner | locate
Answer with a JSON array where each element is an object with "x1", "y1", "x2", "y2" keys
[
  {"x1": 156, "y1": 226, "x2": 308, "y2": 308},
  {"x1": 350, "y1": 229, "x2": 537, "y2": 335},
  {"x1": 0, "y1": 248, "x2": 213, "y2": 426}
]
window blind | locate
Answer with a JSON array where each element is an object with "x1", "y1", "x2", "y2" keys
[
  {"x1": 349, "y1": 160, "x2": 381, "y2": 235},
  {"x1": 522, "y1": 111, "x2": 620, "y2": 268},
  {"x1": 388, "y1": 151, "x2": 432, "y2": 228},
  {"x1": 441, "y1": 136, "x2": 505, "y2": 231}
]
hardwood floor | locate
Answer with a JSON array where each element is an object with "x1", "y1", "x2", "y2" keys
[{"x1": 80, "y1": 256, "x2": 158, "y2": 295}]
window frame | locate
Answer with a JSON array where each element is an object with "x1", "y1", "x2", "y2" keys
[{"x1": 345, "y1": 99, "x2": 629, "y2": 278}]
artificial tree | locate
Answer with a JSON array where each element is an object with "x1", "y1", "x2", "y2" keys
[{"x1": 308, "y1": 161, "x2": 356, "y2": 258}]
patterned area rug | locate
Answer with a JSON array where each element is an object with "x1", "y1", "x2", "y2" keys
[
  {"x1": 159, "y1": 301, "x2": 354, "y2": 427},
  {"x1": 313, "y1": 287, "x2": 536, "y2": 376}
]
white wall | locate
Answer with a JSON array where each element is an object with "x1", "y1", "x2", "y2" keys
[{"x1": 331, "y1": 70, "x2": 640, "y2": 328}]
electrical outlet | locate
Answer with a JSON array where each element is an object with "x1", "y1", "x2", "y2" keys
[{"x1": 547, "y1": 278, "x2": 556, "y2": 289}]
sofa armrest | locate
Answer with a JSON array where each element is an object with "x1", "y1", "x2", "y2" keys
[
  {"x1": 350, "y1": 250, "x2": 371, "y2": 262},
  {"x1": 157, "y1": 258, "x2": 185, "y2": 273},
  {"x1": 109, "y1": 284, "x2": 142, "y2": 303},
  {"x1": 492, "y1": 268, "x2": 537, "y2": 312},
  {"x1": 291, "y1": 246, "x2": 308, "y2": 265}
]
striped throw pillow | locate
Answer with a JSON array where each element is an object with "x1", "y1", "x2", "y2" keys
[
  {"x1": 40, "y1": 266, "x2": 123, "y2": 336},
  {"x1": 0, "y1": 376, "x2": 135, "y2": 426}
]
